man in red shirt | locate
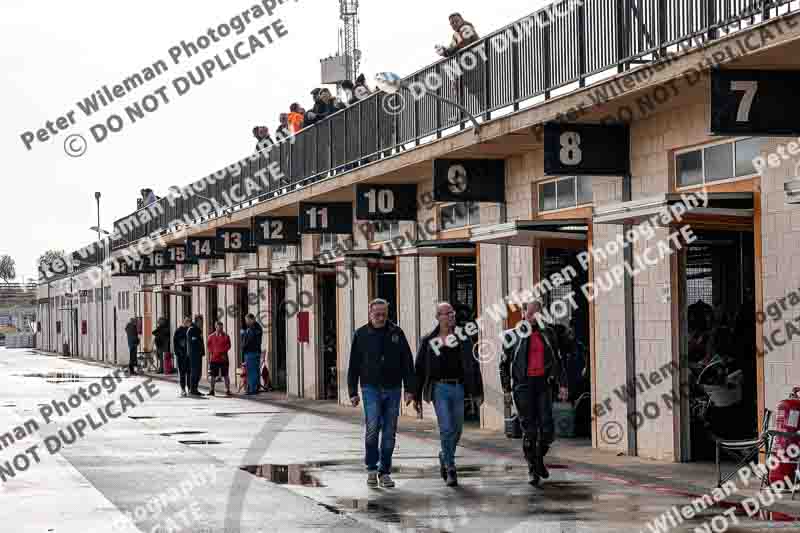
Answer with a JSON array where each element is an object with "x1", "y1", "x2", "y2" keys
[
  {"x1": 499, "y1": 298, "x2": 562, "y2": 486},
  {"x1": 206, "y1": 321, "x2": 232, "y2": 396}
]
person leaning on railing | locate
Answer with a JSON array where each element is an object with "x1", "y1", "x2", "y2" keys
[{"x1": 436, "y1": 12, "x2": 479, "y2": 58}]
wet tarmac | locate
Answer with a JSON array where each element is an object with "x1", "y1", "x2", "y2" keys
[{"x1": 2, "y1": 348, "x2": 799, "y2": 532}]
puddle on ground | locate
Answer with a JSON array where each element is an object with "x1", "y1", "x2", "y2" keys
[
  {"x1": 160, "y1": 431, "x2": 207, "y2": 437},
  {"x1": 128, "y1": 416, "x2": 158, "y2": 420},
  {"x1": 18, "y1": 372, "x2": 97, "y2": 383},
  {"x1": 241, "y1": 464, "x2": 326, "y2": 487},
  {"x1": 214, "y1": 411, "x2": 281, "y2": 418},
  {"x1": 179, "y1": 440, "x2": 222, "y2": 445}
]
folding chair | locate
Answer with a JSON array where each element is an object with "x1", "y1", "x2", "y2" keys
[{"x1": 716, "y1": 409, "x2": 772, "y2": 488}]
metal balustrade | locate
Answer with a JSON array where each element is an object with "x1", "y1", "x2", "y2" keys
[{"x1": 101, "y1": 0, "x2": 795, "y2": 251}]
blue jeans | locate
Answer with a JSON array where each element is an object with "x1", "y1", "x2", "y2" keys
[
  {"x1": 432, "y1": 382, "x2": 465, "y2": 469},
  {"x1": 361, "y1": 386, "x2": 401, "y2": 474},
  {"x1": 245, "y1": 352, "x2": 260, "y2": 393}
]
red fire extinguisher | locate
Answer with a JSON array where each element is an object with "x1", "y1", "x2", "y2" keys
[{"x1": 769, "y1": 387, "x2": 800, "y2": 485}]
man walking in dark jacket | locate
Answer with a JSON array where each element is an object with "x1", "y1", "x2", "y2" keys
[
  {"x1": 242, "y1": 314, "x2": 263, "y2": 395},
  {"x1": 348, "y1": 299, "x2": 415, "y2": 489},
  {"x1": 415, "y1": 302, "x2": 484, "y2": 487},
  {"x1": 173, "y1": 317, "x2": 191, "y2": 397},
  {"x1": 125, "y1": 318, "x2": 139, "y2": 375},
  {"x1": 187, "y1": 315, "x2": 205, "y2": 396},
  {"x1": 499, "y1": 298, "x2": 561, "y2": 487}
]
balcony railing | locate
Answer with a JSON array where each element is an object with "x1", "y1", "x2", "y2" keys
[{"x1": 111, "y1": 0, "x2": 795, "y2": 249}]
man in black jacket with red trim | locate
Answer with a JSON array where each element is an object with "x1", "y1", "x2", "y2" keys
[{"x1": 500, "y1": 298, "x2": 562, "y2": 487}]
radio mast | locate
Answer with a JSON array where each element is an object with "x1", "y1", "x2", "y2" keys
[{"x1": 339, "y1": 0, "x2": 360, "y2": 81}]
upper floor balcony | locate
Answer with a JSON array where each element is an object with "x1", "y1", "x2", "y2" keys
[{"x1": 103, "y1": 0, "x2": 796, "y2": 250}]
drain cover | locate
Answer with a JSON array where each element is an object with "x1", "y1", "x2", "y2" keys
[{"x1": 179, "y1": 440, "x2": 222, "y2": 445}]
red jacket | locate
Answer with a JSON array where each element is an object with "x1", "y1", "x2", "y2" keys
[{"x1": 207, "y1": 332, "x2": 231, "y2": 363}]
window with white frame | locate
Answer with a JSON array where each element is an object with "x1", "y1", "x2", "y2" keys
[
  {"x1": 320, "y1": 234, "x2": 338, "y2": 251},
  {"x1": 440, "y1": 203, "x2": 480, "y2": 231},
  {"x1": 675, "y1": 137, "x2": 761, "y2": 188},
  {"x1": 372, "y1": 221, "x2": 400, "y2": 242},
  {"x1": 272, "y1": 245, "x2": 293, "y2": 260},
  {"x1": 538, "y1": 176, "x2": 593, "y2": 213}
]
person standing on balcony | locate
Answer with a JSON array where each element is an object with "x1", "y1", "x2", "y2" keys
[
  {"x1": 499, "y1": 298, "x2": 561, "y2": 487},
  {"x1": 287, "y1": 103, "x2": 305, "y2": 134},
  {"x1": 241, "y1": 314, "x2": 263, "y2": 395},
  {"x1": 207, "y1": 321, "x2": 232, "y2": 397},
  {"x1": 275, "y1": 114, "x2": 291, "y2": 142},
  {"x1": 187, "y1": 315, "x2": 205, "y2": 396},
  {"x1": 436, "y1": 13, "x2": 483, "y2": 120},
  {"x1": 253, "y1": 126, "x2": 274, "y2": 153},
  {"x1": 414, "y1": 302, "x2": 484, "y2": 487},
  {"x1": 436, "y1": 13, "x2": 479, "y2": 57},
  {"x1": 173, "y1": 317, "x2": 191, "y2": 397},
  {"x1": 125, "y1": 317, "x2": 139, "y2": 376},
  {"x1": 348, "y1": 299, "x2": 416, "y2": 489}
]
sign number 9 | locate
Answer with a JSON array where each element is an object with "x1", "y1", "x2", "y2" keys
[{"x1": 447, "y1": 164, "x2": 468, "y2": 195}]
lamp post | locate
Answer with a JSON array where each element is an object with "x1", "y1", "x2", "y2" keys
[
  {"x1": 94, "y1": 192, "x2": 107, "y2": 363},
  {"x1": 375, "y1": 72, "x2": 481, "y2": 134}
]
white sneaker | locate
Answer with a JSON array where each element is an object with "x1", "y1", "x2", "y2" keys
[
  {"x1": 379, "y1": 473, "x2": 395, "y2": 488},
  {"x1": 366, "y1": 471, "x2": 378, "y2": 487},
  {"x1": 180, "y1": 390, "x2": 187, "y2": 398}
]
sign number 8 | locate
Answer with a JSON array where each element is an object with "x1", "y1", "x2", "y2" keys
[{"x1": 559, "y1": 131, "x2": 582, "y2": 166}]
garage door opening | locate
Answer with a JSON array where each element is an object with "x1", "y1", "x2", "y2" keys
[{"x1": 679, "y1": 229, "x2": 757, "y2": 461}]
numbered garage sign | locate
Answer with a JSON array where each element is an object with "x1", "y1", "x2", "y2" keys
[
  {"x1": 711, "y1": 69, "x2": 800, "y2": 136},
  {"x1": 543, "y1": 122, "x2": 630, "y2": 176},
  {"x1": 433, "y1": 159, "x2": 505, "y2": 203},
  {"x1": 298, "y1": 202, "x2": 353, "y2": 234},
  {"x1": 216, "y1": 229, "x2": 254, "y2": 253},
  {"x1": 355, "y1": 184, "x2": 417, "y2": 221},
  {"x1": 187, "y1": 237, "x2": 223, "y2": 260},
  {"x1": 167, "y1": 244, "x2": 196, "y2": 265},
  {"x1": 152, "y1": 250, "x2": 173, "y2": 270},
  {"x1": 252, "y1": 216, "x2": 300, "y2": 245}
]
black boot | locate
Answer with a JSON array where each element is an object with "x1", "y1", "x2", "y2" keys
[
  {"x1": 535, "y1": 443, "x2": 550, "y2": 479},
  {"x1": 523, "y1": 436, "x2": 539, "y2": 487},
  {"x1": 439, "y1": 452, "x2": 447, "y2": 482}
]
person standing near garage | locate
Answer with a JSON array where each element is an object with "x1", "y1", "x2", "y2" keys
[
  {"x1": 187, "y1": 315, "x2": 205, "y2": 396},
  {"x1": 348, "y1": 299, "x2": 416, "y2": 489},
  {"x1": 499, "y1": 298, "x2": 561, "y2": 487},
  {"x1": 125, "y1": 317, "x2": 139, "y2": 375},
  {"x1": 242, "y1": 314, "x2": 263, "y2": 395},
  {"x1": 173, "y1": 317, "x2": 192, "y2": 397}
]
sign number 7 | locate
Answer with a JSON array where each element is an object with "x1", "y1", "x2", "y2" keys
[{"x1": 731, "y1": 81, "x2": 758, "y2": 122}]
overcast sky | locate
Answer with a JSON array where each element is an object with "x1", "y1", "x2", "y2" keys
[{"x1": 0, "y1": 0, "x2": 544, "y2": 282}]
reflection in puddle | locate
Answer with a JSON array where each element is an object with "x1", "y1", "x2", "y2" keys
[
  {"x1": 214, "y1": 411, "x2": 281, "y2": 418},
  {"x1": 160, "y1": 431, "x2": 206, "y2": 437},
  {"x1": 179, "y1": 440, "x2": 222, "y2": 445},
  {"x1": 241, "y1": 464, "x2": 325, "y2": 487},
  {"x1": 19, "y1": 372, "x2": 95, "y2": 383}
]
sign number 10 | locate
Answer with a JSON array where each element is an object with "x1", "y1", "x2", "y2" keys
[{"x1": 363, "y1": 189, "x2": 395, "y2": 214}]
